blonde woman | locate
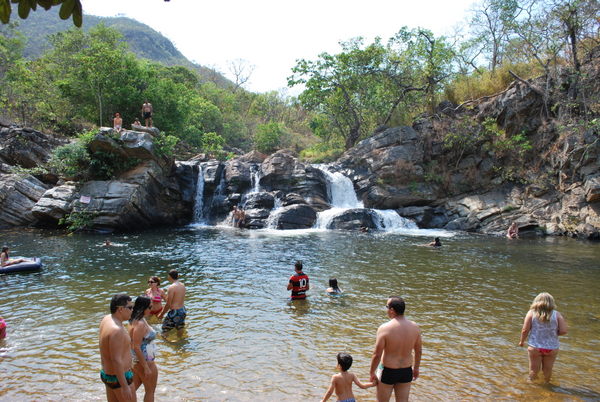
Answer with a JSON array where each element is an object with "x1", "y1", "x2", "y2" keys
[{"x1": 519, "y1": 292, "x2": 568, "y2": 382}]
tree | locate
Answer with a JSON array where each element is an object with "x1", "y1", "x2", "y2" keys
[
  {"x1": 255, "y1": 122, "x2": 285, "y2": 154},
  {"x1": 469, "y1": 0, "x2": 519, "y2": 72},
  {"x1": 289, "y1": 29, "x2": 453, "y2": 149},
  {"x1": 0, "y1": 0, "x2": 83, "y2": 27}
]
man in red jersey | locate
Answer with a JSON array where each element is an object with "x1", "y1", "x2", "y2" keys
[{"x1": 287, "y1": 260, "x2": 309, "y2": 300}]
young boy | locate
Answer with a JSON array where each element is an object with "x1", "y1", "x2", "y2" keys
[{"x1": 321, "y1": 352, "x2": 375, "y2": 402}]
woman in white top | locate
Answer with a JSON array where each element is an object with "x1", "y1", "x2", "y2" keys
[{"x1": 519, "y1": 292, "x2": 568, "y2": 382}]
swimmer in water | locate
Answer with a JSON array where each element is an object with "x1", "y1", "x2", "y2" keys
[
  {"x1": 427, "y1": 237, "x2": 442, "y2": 247},
  {"x1": 326, "y1": 278, "x2": 342, "y2": 295}
]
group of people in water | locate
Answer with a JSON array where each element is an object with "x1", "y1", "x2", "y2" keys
[
  {"x1": 99, "y1": 269, "x2": 186, "y2": 402},
  {"x1": 112, "y1": 101, "x2": 154, "y2": 134},
  {"x1": 1, "y1": 237, "x2": 567, "y2": 401}
]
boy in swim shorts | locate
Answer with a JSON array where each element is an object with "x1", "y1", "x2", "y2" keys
[{"x1": 321, "y1": 352, "x2": 375, "y2": 402}]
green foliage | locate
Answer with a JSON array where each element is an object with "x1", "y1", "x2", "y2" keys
[
  {"x1": 88, "y1": 151, "x2": 141, "y2": 180},
  {"x1": 154, "y1": 132, "x2": 179, "y2": 158},
  {"x1": 0, "y1": 0, "x2": 82, "y2": 27},
  {"x1": 200, "y1": 131, "x2": 225, "y2": 153},
  {"x1": 289, "y1": 28, "x2": 454, "y2": 149},
  {"x1": 59, "y1": 210, "x2": 98, "y2": 233},
  {"x1": 255, "y1": 122, "x2": 285, "y2": 154},
  {"x1": 299, "y1": 140, "x2": 345, "y2": 163},
  {"x1": 482, "y1": 117, "x2": 533, "y2": 157},
  {"x1": 48, "y1": 141, "x2": 90, "y2": 179}
]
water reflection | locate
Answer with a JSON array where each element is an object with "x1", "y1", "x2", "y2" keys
[{"x1": 0, "y1": 227, "x2": 599, "y2": 400}]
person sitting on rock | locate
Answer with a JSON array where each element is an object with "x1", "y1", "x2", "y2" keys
[
  {"x1": 113, "y1": 112, "x2": 123, "y2": 133},
  {"x1": 132, "y1": 118, "x2": 141, "y2": 128},
  {"x1": 507, "y1": 222, "x2": 519, "y2": 239}
]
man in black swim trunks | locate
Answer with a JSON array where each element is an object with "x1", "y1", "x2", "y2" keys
[
  {"x1": 99, "y1": 294, "x2": 135, "y2": 401},
  {"x1": 370, "y1": 296, "x2": 422, "y2": 402},
  {"x1": 141, "y1": 100, "x2": 153, "y2": 128}
]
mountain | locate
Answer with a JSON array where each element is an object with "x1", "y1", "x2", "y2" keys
[{"x1": 11, "y1": 8, "x2": 232, "y2": 88}]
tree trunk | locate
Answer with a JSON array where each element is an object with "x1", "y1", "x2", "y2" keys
[{"x1": 345, "y1": 126, "x2": 361, "y2": 149}]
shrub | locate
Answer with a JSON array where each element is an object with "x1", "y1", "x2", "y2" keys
[
  {"x1": 48, "y1": 142, "x2": 91, "y2": 179},
  {"x1": 59, "y1": 210, "x2": 98, "y2": 232},
  {"x1": 154, "y1": 132, "x2": 179, "y2": 158},
  {"x1": 255, "y1": 122, "x2": 285, "y2": 154},
  {"x1": 299, "y1": 140, "x2": 345, "y2": 163}
]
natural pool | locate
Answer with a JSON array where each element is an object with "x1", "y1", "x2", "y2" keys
[{"x1": 0, "y1": 226, "x2": 599, "y2": 401}]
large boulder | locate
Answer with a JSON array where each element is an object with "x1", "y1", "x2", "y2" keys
[
  {"x1": 0, "y1": 124, "x2": 68, "y2": 168},
  {"x1": 31, "y1": 184, "x2": 78, "y2": 224},
  {"x1": 73, "y1": 160, "x2": 190, "y2": 231},
  {"x1": 584, "y1": 174, "x2": 600, "y2": 203},
  {"x1": 0, "y1": 174, "x2": 49, "y2": 227},
  {"x1": 244, "y1": 207, "x2": 272, "y2": 229},
  {"x1": 244, "y1": 192, "x2": 275, "y2": 210},
  {"x1": 326, "y1": 208, "x2": 379, "y2": 230},
  {"x1": 224, "y1": 159, "x2": 252, "y2": 194},
  {"x1": 267, "y1": 204, "x2": 317, "y2": 229},
  {"x1": 260, "y1": 150, "x2": 329, "y2": 208}
]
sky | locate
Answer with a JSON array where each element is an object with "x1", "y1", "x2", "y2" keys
[{"x1": 81, "y1": 0, "x2": 476, "y2": 94}]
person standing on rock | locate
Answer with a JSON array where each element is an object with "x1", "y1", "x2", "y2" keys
[
  {"x1": 159, "y1": 269, "x2": 186, "y2": 332},
  {"x1": 370, "y1": 296, "x2": 421, "y2": 402},
  {"x1": 141, "y1": 100, "x2": 153, "y2": 128},
  {"x1": 287, "y1": 260, "x2": 309, "y2": 300},
  {"x1": 99, "y1": 293, "x2": 135, "y2": 401}
]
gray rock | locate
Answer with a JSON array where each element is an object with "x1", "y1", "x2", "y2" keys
[
  {"x1": 31, "y1": 184, "x2": 78, "y2": 224},
  {"x1": 120, "y1": 131, "x2": 156, "y2": 160},
  {"x1": 224, "y1": 160, "x2": 251, "y2": 194},
  {"x1": 244, "y1": 192, "x2": 275, "y2": 210},
  {"x1": 584, "y1": 174, "x2": 600, "y2": 203},
  {"x1": 327, "y1": 208, "x2": 379, "y2": 230},
  {"x1": 268, "y1": 204, "x2": 317, "y2": 229},
  {"x1": 0, "y1": 174, "x2": 49, "y2": 227}
]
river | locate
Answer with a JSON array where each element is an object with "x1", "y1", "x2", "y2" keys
[{"x1": 0, "y1": 226, "x2": 599, "y2": 401}]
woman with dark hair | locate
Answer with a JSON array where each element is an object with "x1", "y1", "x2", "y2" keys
[
  {"x1": 129, "y1": 296, "x2": 158, "y2": 401},
  {"x1": 145, "y1": 276, "x2": 166, "y2": 317},
  {"x1": 326, "y1": 278, "x2": 342, "y2": 295},
  {"x1": 0, "y1": 246, "x2": 27, "y2": 267}
]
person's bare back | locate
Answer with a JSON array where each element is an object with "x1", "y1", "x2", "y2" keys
[
  {"x1": 167, "y1": 280, "x2": 186, "y2": 310},
  {"x1": 379, "y1": 317, "x2": 420, "y2": 369},
  {"x1": 370, "y1": 297, "x2": 422, "y2": 402}
]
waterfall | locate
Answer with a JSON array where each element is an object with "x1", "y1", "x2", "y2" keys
[
  {"x1": 192, "y1": 164, "x2": 205, "y2": 223},
  {"x1": 250, "y1": 169, "x2": 261, "y2": 194},
  {"x1": 314, "y1": 165, "x2": 417, "y2": 231}
]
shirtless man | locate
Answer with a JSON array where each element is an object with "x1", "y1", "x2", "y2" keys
[
  {"x1": 113, "y1": 112, "x2": 123, "y2": 133},
  {"x1": 141, "y1": 100, "x2": 153, "y2": 128},
  {"x1": 158, "y1": 269, "x2": 186, "y2": 332},
  {"x1": 370, "y1": 296, "x2": 422, "y2": 402},
  {"x1": 99, "y1": 294, "x2": 136, "y2": 402}
]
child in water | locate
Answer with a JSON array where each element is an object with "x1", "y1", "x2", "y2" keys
[
  {"x1": 326, "y1": 278, "x2": 342, "y2": 295},
  {"x1": 321, "y1": 352, "x2": 374, "y2": 402},
  {"x1": 0, "y1": 317, "x2": 6, "y2": 339}
]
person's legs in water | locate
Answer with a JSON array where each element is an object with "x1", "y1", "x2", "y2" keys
[
  {"x1": 392, "y1": 383, "x2": 411, "y2": 402},
  {"x1": 541, "y1": 349, "x2": 559, "y2": 383},
  {"x1": 376, "y1": 382, "x2": 394, "y2": 402},
  {"x1": 527, "y1": 347, "x2": 543, "y2": 380}
]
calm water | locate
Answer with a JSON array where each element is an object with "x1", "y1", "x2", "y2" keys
[{"x1": 0, "y1": 226, "x2": 599, "y2": 401}]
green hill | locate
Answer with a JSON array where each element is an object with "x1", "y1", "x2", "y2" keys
[{"x1": 12, "y1": 8, "x2": 232, "y2": 88}]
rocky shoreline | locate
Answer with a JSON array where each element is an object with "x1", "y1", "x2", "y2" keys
[{"x1": 1, "y1": 49, "x2": 599, "y2": 238}]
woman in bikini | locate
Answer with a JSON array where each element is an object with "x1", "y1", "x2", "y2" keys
[
  {"x1": 519, "y1": 292, "x2": 568, "y2": 382},
  {"x1": 1, "y1": 246, "x2": 27, "y2": 267},
  {"x1": 145, "y1": 276, "x2": 166, "y2": 317},
  {"x1": 129, "y1": 296, "x2": 158, "y2": 402}
]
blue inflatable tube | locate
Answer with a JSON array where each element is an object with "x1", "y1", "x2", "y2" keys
[{"x1": 0, "y1": 258, "x2": 42, "y2": 274}]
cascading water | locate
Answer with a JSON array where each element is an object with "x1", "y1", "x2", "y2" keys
[
  {"x1": 314, "y1": 165, "x2": 417, "y2": 231},
  {"x1": 250, "y1": 169, "x2": 261, "y2": 194},
  {"x1": 192, "y1": 164, "x2": 205, "y2": 223}
]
